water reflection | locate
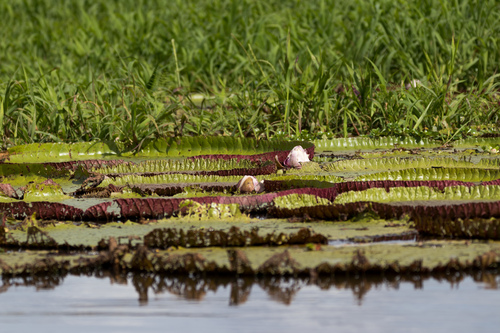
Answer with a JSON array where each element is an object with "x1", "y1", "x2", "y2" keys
[
  {"x1": 0, "y1": 274, "x2": 65, "y2": 292},
  {"x1": 2, "y1": 270, "x2": 499, "y2": 306}
]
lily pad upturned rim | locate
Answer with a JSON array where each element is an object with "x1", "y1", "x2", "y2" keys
[{"x1": 5, "y1": 137, "x2": 315, "y2": 163}]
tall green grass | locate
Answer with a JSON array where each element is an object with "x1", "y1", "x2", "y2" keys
[{"x1": 0, "y1": 0, "x2": 499, "y2": 148}]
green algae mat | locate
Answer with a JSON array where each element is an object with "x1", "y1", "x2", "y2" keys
[{"x1": 1, "y1": 136, "x2": 500, "y2": 277}]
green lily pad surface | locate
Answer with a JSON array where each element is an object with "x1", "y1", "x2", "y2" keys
[{"x1": 2, "y1": 137, "x2": 500, "y2": 277}]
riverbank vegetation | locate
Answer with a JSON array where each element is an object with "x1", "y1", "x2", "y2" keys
[{"x1": 1, "y1": 0, "x2": 499, "y2": 149}]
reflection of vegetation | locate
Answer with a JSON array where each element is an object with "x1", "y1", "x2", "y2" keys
[
  {"x1": 154, "y1": 275, "x2": 220, "y2": 302},
  {"x1": 0, "y1": 274, "x2": 65, "y2": 293},
  {"x1": 258, "y1": 277, "x2": 303, "y2": 305},
  {"x1": 2, "y1": 271, "x2": 499, "y2": 306},
  {"x1": 229, "y1": 278, "x2": 253, "y2": 306},
  {"x1": 132, "y1": 273, "x2": 155, "y2": 305}
]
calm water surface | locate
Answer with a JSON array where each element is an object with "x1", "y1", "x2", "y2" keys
[{"x1": 1, "y1": 272, "x2": 499, "y2": 333}]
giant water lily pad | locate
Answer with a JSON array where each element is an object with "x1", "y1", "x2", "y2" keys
[
  {"x1": 2, "y1": 236, "x2": 499, "y2": 276},
  {"x1": 93, "y1": 158, "x2": 260, "y2": 173},
  {"x1": 2, "y1": 217, "x2": 414, "y2": 249},
  {"x1": 0, "y1": 250, "x2": 97, "y2": 276},
  {"x1": 313, "y1": 137, "x2": 440, "y2": 152},
  {"x1": 324, "y1": 157, "x2": 500, "y2": 173},
  {"x1": 355, "y1": 167, "x2": 500, "y2": 182},
  {"x1": 22, "y1": 179, "x2": 71, "y2": 202},
  {"x1": 313, "y1": 136, "x2": 500, "y2": 153},
  {"x1": 3, "y1": 137, "x2": 500, "y2": 280},
  {"x1": 5, "y1": 137, "x2": 314, "y2": 163},
  {"x1": 334, "y1": 185, "x2": 500, "y2": 204}
]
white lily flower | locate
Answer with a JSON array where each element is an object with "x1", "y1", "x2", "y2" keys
[
  {"x1": 283, "y1": 145, "x2": 310, "y2": 168},
  {"x1": 236, "y1": 175, "x2": 264, "y2": 193}
]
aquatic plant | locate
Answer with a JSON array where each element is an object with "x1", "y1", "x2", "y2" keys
[{"x1": 283, "y1": 145, "x2": 311, "y2": 169}]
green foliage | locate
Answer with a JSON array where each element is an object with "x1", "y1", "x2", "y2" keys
[
  {"x1": 6, "y1": 136, "x2": 313, "y2": 162},
  {"x1": 100, "y1": 173, "x2": 245, "y2": 186},
  {"x1": 324, "y1": 157, "x2": 500, "y2": 172},
  {"x1": 23, "y1": 180, "x2": 71, "y2": 202},
  {"x1": 94, "y1": 158, "x2": 257, "y2": 174},
  {"x1": 334, "y1": 185, "x2": 500, "y2": 204},
  {"x1": 355, "y1": 167, "x2": 500, "y2": 182},
  {"x1": 178, "y1": 200, "x2": 242, "y2": 220},
  {"x1": 273, "y1": 194, "x2": 331, "y2": 209},
  {"x1": 0, "y1": 0, "x2": 499, "y2": 147}
]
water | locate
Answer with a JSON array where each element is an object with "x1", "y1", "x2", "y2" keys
[{"x1": 1, "y1": 272, "x2": 499, "y2": 333}]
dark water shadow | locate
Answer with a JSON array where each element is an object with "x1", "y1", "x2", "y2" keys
[{"x1": 2, "y1": 269, "x2": 499, "y2": 306}]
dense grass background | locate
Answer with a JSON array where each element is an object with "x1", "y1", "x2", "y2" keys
[{"x1": 1, "y1": 0, "x2": 499, "y2": 148}]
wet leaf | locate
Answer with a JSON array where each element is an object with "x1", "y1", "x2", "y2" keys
[
  {"x1": 355, "y1": 167, "x2": 500, "y2": 182},
  {"x1": 23, "y1": 179, "x2": 71, "y2": 202},
  {"x1": 324, "y1": 156, "x2": 500, "y2": 173},
  {"x1": 335, "y1": 185, "x2": 500, "y2": 204},
  {"x1": 6, "y1": 137, "x2": 314, "y2": 163},
  {"x1": 273, "y1": 194, "x2": 332, "y2": 209},
  {"x1": 314, "y1": 137, "x2": 440, "y2": 152},
  {"x1": 143, "y1": 226, "x2": 328, "y2": 248}
]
